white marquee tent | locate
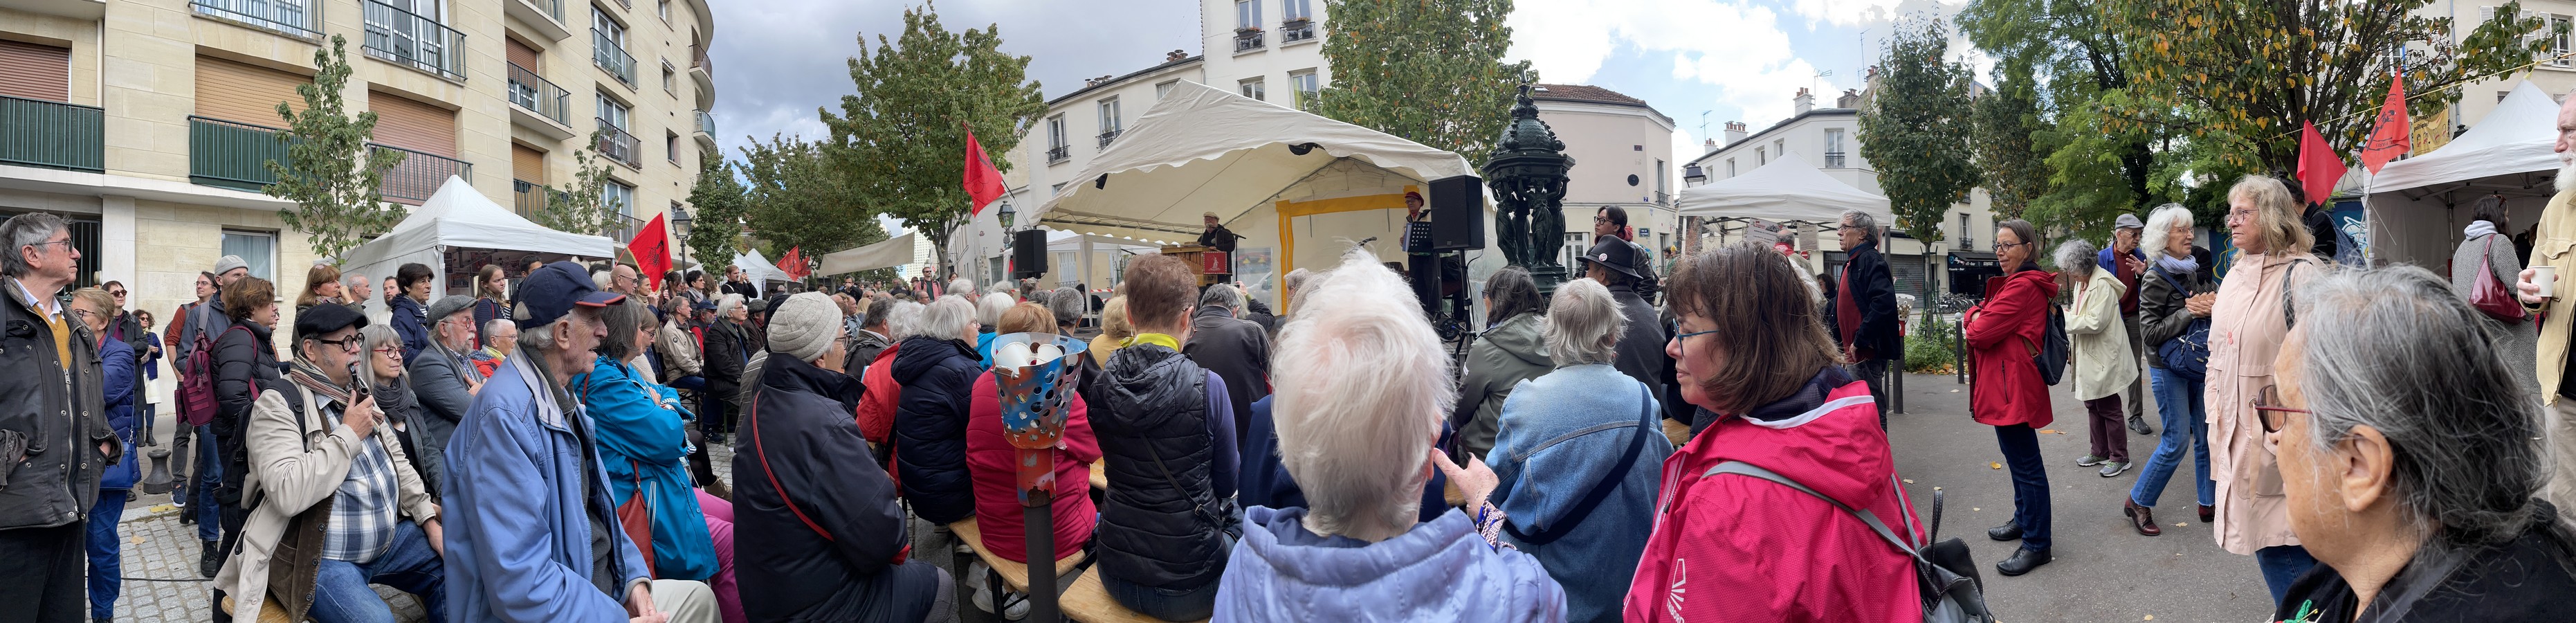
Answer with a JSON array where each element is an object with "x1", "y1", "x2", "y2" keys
[
  {"x1": 730, "y1": 249, "x2": 791, "y2": 297},
  {"x1": 341, "y1": 177, "x2": 615, "y2": 318},
  {"x1": 816, "y1": 233, "x2": 917, "y2": 276},
  {"x1": 2366, "y1": 80, "x2": 2562, "y2": 267},
  {"x1": 1675, "y1": 152, "x2": 1893, "y2": 226}
]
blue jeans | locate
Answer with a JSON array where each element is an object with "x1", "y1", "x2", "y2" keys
[
  {"x1": 2255, "y1": 545, "x2": 2319, "y2": 606},
  {"x1": 1994, "y1": 424, "x2": 2052, "y2": 550},
  {"x1": 309, "y1": 521, "x2": 445, "y2": 623},
  {"x1": 85, "y1": 489, "x2": 129, "y2": 622},
  {"x1": 668, "y1": 375, "x2": 705, "y2": 392},
  {"x1": 1101, "y1": 533, "x2": 1232, "y2": 622},
  {"x1": 190, "y1": 424, "x2": 222, "y2": 540},
  {"x1": 2129, "y1": 368, "x2": 2216, "y2": 509}
]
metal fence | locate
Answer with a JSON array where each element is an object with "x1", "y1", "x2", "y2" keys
[
  {"x1": 370, "y1": 143, "x2": 470, "y2": 205},
  {"x1": 596, "y1": 120, "x2": 641, "y2": 168},
  {"x1": 509, "y1": 62, "x2": 571, "y2": 125},
  {"x1": 0, "y1": 96, "x2": 104, "y2": 172},
  {"x1": 593, "y1": 28, "x2": 637, "y2": 87},
  {"x1": 362, "y1": 0, "x2": 466, "y2": 80},
  {"x1": 191, "y1": 0, "x2": 319, "y2": 39}
]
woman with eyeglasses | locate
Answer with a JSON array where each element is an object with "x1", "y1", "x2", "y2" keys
[
  {"x1": 2205, "y1": 175, "x2": 2324, "y2": 604},
  {"x1": 359, "y1": 325, "x2": 439, "y2": 500},
  {"x1": 1964, "y1": 218, "x2": 2060, "y2": 577},
  {"x1": 68, "y1": 287, "x2": 139, "y2": 622}
]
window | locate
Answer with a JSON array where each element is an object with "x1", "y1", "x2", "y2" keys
[
  {"x1": 1290, "y1": 70, "x2": 1319, "y2": 109},
  {"x1": 1156, "y1": 80, "x2": 1179, "y2": 100},
  {"x1": 1236, "y1": 0, "x2": 1262, "y2": 29},
  {"x1": 603, "y1": 181, "x2": 634, "y2": 217},
  {"x1": 1824, "y1": 129, "x2": 1846, "y2": 168},
  {"x1": 594, "y1": 8, "x2": 625, "y2": 43},
  {"x1": 1958, "y1": 213, "x2": 1974, "y2": 250},
  {"x1": 1726, "y1": 159, "x2": 1735, "y2": 177},
  {"x1": 1240, "y1": 78, "x2": 1265, "y2": 101},
  {"x1": 1051, "y1": 182, "x2": 1067, "y2": 196},
  {"x1": 661, "y1": 62, "x2": 675, "y2": 94},
  {"x1": 1755, "y1": 147, "x2": 1765, "y2": 165},
  {"x1": 2554, "y1": 15, "x2": 2574, "y2": 67},
  {"x1": 597, "y1": 93, "x2": 630, "y2": 129},
  {"x1": 1774, "y1": 138, "x2": 1786, "y2": 160},
  {"x1": 666, "y1": 131, "x2": 679, "y2": 163},
  {"x1": 222, "y1": 231, "x2": 277, "y2": 282},
  {"x1": 1045, "y1": 114, "x2": 1068, "y2": 163},
  {"x1": 1562, "y1": 233, "x2": 1588, "y2": 269},
  {"x1": 657, "y1": 0, "x2": 670, "y2": 22},
  {"x1": 1654, "y1": 159, "x2": 1667, "y2": 195},
  {"x1": 1099, "y1": 97, "x2": 1120, "y2": 134},
  {"x1": 1284, "y1": 0, "x2": 1311, "y2": 20}
]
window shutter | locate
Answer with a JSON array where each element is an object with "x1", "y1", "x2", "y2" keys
[
  {"x1": 506, "y1": 38, "x2": 539, "y2": 71},
  {"x1": 194, "y1": 56, "x2": 308, "y2": 124},
  {"x1": 0, "y1": 39, "x2": 71, "y2": 102},
  {"x1": 512, "y1": 143, "x2": 545, "y2": 184},
  {"x1": 369, "y1": 91, "x2": 456, "y2": 156}
]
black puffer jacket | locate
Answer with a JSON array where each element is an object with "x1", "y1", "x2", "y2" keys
[
  {"x1": 1093, "y1": 344, "x2": 1227, "y2": 590},
  {"x1": 890, "y1": 336, "x2": 980, "y2": 525},
  {"x1": 211, "y1": 318, "x2": 282, "y2": 506},
  {"x1": 736, "y1": 354, "x2": 944, "y2": 623},
  {"x1": 703, "y1": 320, "x2": 751, "y2": 408}
]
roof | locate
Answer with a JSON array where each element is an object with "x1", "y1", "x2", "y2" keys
[
  {"x1": 1530, "y1": 84, "x2": 1648, "y2": 107},
  {"x1": 1688, "y1": 107, "x2": 1861, "y2": 167},
  {"x1": 1047, "y1": 55, "x2": 1205, "y2": 107}
]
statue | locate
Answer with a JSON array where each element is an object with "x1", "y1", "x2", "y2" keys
[{"x1": 1482, "y1": 85, "x2": 1575, "y2": 291}]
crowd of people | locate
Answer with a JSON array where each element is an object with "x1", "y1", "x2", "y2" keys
[{"x1": 10, "y1": 126, "x2": 2576, "y2": 623}]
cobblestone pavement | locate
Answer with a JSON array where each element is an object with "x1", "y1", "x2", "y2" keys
[{"x1": 106, "y1": 504, "x2": 426, "y2": 623}]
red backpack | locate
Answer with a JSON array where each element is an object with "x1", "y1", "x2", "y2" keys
[{"x1": 176, "y1": 321, "x2": 244, "y2": 426}]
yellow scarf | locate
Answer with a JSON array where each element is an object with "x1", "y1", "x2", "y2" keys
[{"x1": 1123, "y1": 332, "x2": 1181, "y2": 351}]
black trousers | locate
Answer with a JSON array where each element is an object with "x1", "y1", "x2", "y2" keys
[
  {"x1": 1408, "y1": 253, "x2": 1439, "y2": 316},
  {"x1": 0, "y1": 523, "x2": 89, "y2": 623}
]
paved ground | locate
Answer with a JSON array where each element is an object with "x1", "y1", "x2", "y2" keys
[{"x1": 1888, "y1": 372, "x2": 2276, "y2": 623}]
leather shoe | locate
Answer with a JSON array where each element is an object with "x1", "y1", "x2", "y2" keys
[
  {"x1": 200, "y1": 539, "x2": 222, "y2": 577},
  {"x1": 2128, "y1": 414, "x2": 2154, "y2": 435},
  {"x1": 1986, "y1": 523, "x2": 2022, "y2": 542},
  {"x1": 2124, "y1": 498, "x2": 2161, "y2": 536},
  {"x1": 2199, "y1": 504, "x2": 2215, "y2": 523},
  {"x1": 1996, "y1": 546, "x2": 2052, "y2": 576}
]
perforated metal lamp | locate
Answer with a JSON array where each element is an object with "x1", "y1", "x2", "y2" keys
[{"x1": 670, "y1": 207, "x2": 692, "y2": 263}]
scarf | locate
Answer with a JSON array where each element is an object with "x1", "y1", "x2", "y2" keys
[
  {"x1": 2466, "y1": 219, "x2": 2500, "y2": 240},
  {"x1": 284, "y1": 359, "x2": 360, "y2": 410},
  {"x1": 1124, "y1": 332, "x2": 1182, "y2": 351},
  {"x1": 2155, "y1": 253, "x2": 2200, "y2": 276}
]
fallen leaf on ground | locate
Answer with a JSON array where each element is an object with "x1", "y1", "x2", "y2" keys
[
  {"x1": 2144, "y1": 616, "x2": 2154, "y2": 621},
  {"x1": 1903, "y1": 479, "x2": 1916, "y2": 484},
  {"x1": 2175, "y1": 523, "x2": 2186, "y2": 527},
  {"x1": 1990, "y1": 462, "x2": 2004, "y2": 469},
  {"x1": 1972, "y1": 507, "x2": 1981, "y2": 511},
  {"x1": 1933, "y1": 487, "x2": 1943, "y2": 491},
  {"x1": 1950, "y1": 389, "x2": 1961, "y2": 392},
  {"x1": 2038, "y1": 428, "x2": 2065, "y2": 435}
]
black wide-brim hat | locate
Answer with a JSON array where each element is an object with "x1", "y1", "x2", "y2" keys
[{"x1": 1578, "y1": 237, "x2": 1645, "y2": 280}]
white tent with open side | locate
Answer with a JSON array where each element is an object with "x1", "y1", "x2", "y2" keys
[
  {"x1": 730, "y1": 249, "x2": 792, "y2": 297},
  {"x1": 816, "y1": 233, "x2": 917, "y2": 276},
  {"x1": 340, "y1": 177, "x2": 616, "y2": 319},
  {"x1": 1030, "y1": 80, "x2": 1497, "y2": 296},
  {"x1": 1674, "y1": 151, "x2": 1894, "y2": 226},
  {"x1": 2365, "y1": 80, "x2": 2563, "y2": 267}
]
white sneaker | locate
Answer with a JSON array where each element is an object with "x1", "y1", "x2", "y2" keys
[{"x1": 967, "y1": 565, "x2": 1032, "y2": 621}]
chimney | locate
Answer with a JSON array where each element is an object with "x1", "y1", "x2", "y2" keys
[
  {"x1": 1167, "y1": 49, "x2": 1188, "y2": 63},
  {"x1": 1836, "y1": 89, "x2": 1862, "y2": 109},
  {"x1": 1723, "y1": 121, "x2": 1748, "y2": 147},
  {"x1": 1702, "y1": 138, "x2": 1718, "y2": 155},
  {"x1": 1793, "y1": 87, "x2": 1814, "y2": 116}
]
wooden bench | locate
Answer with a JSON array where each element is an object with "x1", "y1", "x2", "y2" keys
[
  {"x1": 950, "y1": 518, "x2": 1189, "y2": 623},
  {"x1": 1663, "y1": 418, "x2": 1691, "y2": 446}
]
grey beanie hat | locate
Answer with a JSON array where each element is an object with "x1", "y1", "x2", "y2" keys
[
  {"x1": 212, "y1": 255, "x2": 249, "y2": 276},
  {"x1": 767, "y1": 292, "x2": 841, "y2": 363}
]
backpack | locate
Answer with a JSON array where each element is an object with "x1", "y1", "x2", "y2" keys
[
  {"x1": 2032, "y1": 303, "x2": 2069, "y2": 386},
  {"x1": 2150, "y1": 268, "x2": 2212, "y2": 382},
  {"x1": 176, "y1": 319, "x2": 244, "y2": 427},
  {"x1": 1709, "y1": 462, "x2": 1995, "y2": 623}
]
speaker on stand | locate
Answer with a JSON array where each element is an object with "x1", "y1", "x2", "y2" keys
[{"x1": 1011, "y1": 229, "x2": 1050, "y2": 279}]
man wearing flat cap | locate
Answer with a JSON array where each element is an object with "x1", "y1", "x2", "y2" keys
[
  {"x1": 1200, "y1": 212, "x2": 1239, "y2": 286},
  {"x1": 442, "y1": 262, "x2": 718, "y2": 623}
]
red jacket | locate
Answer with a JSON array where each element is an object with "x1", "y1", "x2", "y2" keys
[
  {"x1": 1964, "y1": 269, "x2": 2060, "y2": 428},
  {"x1": 964, "y1": 370, "x2": 1100, "y2": 563},
  {"x1": 854, "y1": 343, "x2": 903, "y2": 444},
  {"x1": 1622, "y1": 377, "x2": 1924, "y2": 622}
]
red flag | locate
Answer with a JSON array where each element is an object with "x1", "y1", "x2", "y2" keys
[
  {"x1": 2296, "y1": 121, "x2": 2346, "y2": 206},
  {"x1": 628, "y1": 213, "x2": 671, "y2": 289},
  {"x1": 2360, "y1": 75, "x2": 2411, "y2": 174},
  {"x1": 778, "y1": 246, "x2": 812, "y2": 281},
  {"x1": 963, "y1": 126, "x2": 1005, "y2": 215}
]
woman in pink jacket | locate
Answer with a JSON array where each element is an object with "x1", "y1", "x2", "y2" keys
[
  {"x1": 1623, "y1": 242, "x2": 1925, "y2": 622},
  {"x1": 1964, "y1": 219, "x2": 2060, "y2": 577},
  {"x1": 2204, "y1": 175, "x2": 2321, "y2": 604}
]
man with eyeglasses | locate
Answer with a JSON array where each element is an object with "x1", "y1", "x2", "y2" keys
[
  {"x1": 410, "y1": 296, "x2": 482, "y2": 497},
  {"x1": 0, "y1": 213, "x2": 120, "y2": 623}
]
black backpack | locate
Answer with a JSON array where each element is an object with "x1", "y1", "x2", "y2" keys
[{"x1": 2032, "y1": 304, "x2": 2069, "y2": 386}]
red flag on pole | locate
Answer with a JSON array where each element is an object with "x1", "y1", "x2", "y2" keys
[
  {"x1": 778, "y1": 246, "x2": 808, "y2": 281},
  {"x1": 963, "y1": 126, "x2": 1005, "y2": 216},
  {"x1": 2360, "y1": 75, "x2": 2411, "y2": 174},
  {"x1": 628, "y1": 213, "x2": 671, "y2": 289},
  {"x1": 2296, "y1": 121, "x2": 2346, "y2": 206}
]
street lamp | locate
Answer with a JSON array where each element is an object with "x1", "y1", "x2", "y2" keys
[
  {"x1": 998, "y1": 202, "x2": 1016, "y2": 231},
  {"x1": 670, "y1": 206, "x2": 693, "y2": 266},
  {"x1": 1482, "y1": 84, "x2": 1575, "y2": 293},
  {"x1": 1682, "y1": 162, "x2": 1706, "y2": 186}
]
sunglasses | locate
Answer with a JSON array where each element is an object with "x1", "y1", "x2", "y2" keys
[
  {"x1": 2251, "y1": 384, "x2": 2306, "y2": 433},
  {"x1": 107, "y1": 289, "x2": 127, "y2": 298}
]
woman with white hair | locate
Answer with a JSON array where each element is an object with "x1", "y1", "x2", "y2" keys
[
  {"x1": 2207, "y1": 175, "x2": 2323, "y2": 602},
  {"x1": 2058, "y1": 238, "x2": 2138, "y2": 478},
  {"x1": 1214, "y1": 249, "x2": 1566, "y2": 622},
  {"x1": 2265, "y1": 266, "x2": 2576, "y2": 620},
  {"x1": 1486, "y1": 278, "x2": 1671, "y2": 623},
  {"x1": 890, "y1": 295, "x2": 987, "y2": 577},
  {"x1": 2126, "y1": 203, "x2": 2218, "y2": 536},
  {"x1": 2451, "y1": 195, "x2": 2538, "y2": 399},
  {"x1": 1621, "y1": 242, "x2": 1924, "y2": 621},
  {"x1": 974, "y1": 291, "x2": 1012, "y2": 365}
]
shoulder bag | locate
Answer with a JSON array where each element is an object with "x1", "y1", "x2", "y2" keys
[
  {"x1": 1708, "y1": 462, "x2": 1994, "y2": 623},
  {"x1": 2472, "y1": 237, "x2": 2530, "y2": 323},
  {"x1": 1501, "y1": 383, "x2": 1654, "y2": 545}
]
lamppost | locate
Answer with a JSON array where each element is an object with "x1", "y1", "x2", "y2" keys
[
  {"x1": 1481, "y1": 85, "x2": 1575, "y2": 293},
  {"x1": 670, "y1": 206, "x2": 693, "y2": 268},
  {"x1": 997, "y1": 202, "x2": 1016, "y2": 281}
]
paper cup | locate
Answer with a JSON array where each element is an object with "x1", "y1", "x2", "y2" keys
[{"x1": 2539, "y1": 265, "x2": 2559, "y2": 298}]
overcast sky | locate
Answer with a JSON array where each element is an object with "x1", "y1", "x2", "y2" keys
[{"x1": 706, "y1": 0, "x2": 1974, "y2": 234}]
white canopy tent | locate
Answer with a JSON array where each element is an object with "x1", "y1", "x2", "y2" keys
[
  {"x1": 341, "y1": 177, "x2": 615, "y2": 318},
  {"x1": 1675, "y1": 152, "x2": 1894, "y2": 226},
  {"x1": 1030, "y1": 80, "x2": 1497, "y2": 306},
  {"x1": 816, "y1": 233, "x2": 917, "y2": 276},
  {"x1": 730, "y1": 249, "x2": 791, "y2": 297},
  {"x1": 2366, "y1": 80, "x2": 2561, "y2": 267}
]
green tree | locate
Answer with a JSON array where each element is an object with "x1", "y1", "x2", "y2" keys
[
  {"x1": 1970, "y1": 59, "x2": 2054, "y2": 221},
  {"x1": 266, "y1": 35, "x2": 405, "y2": 261},
  {"x1": 740, "y1": 134, "x2": 884, "y2": 260},
  {"x1": 819, "y1": 2, "x2": 1043, "y2": 274},
  {"x1": 1959, "y1": 0, "x2": 2180, "y2": 235},
  {"x1": 1313, "y1": 0, "x2": 1533, "y2": 156},
  {"x1": 1858, "y1": 18, "x2": 1980, "y2": 242},
  {"x1": 523, "y1": 131, "x2": 623, "y2": 240},
  {"x1": 683, "y1": 150, "x2": 747, "y2": 267}
]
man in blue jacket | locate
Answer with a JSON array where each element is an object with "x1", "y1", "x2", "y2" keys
[
  {"x1": 2098, "y1": 214, "x2": 2153, "y2": 435},
  {"x1": 441, "y1": 262, "x2": 717, "y2": 623}
]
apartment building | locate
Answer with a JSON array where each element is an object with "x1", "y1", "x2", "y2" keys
[{"x1": 0, "y1": 0, "x2": 715, "y2": 325}]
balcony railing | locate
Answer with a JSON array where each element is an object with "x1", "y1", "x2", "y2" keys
[
  {"x1": 605, "y1": 213, "x2": 647, "y2": 240},
  {"x1": 1046, "y1": 145, "x2": 1069, "y2": 164},
  {"x1": 596, "y1": 120, "x2": 641, "y2": 168},
  {"x1": 188, "y1": 116, "x2": 291, "y2": 191},
  {"x1": 191, "y1": 0, "x2": 320, "y2": 39},
  {"x1": 369, "y1": 143, "x2": 469, "y2": 205},
  {"x1": 513, "y1": 179, "x2": 551, "y2": 217},
  {"x1": 1, "y1": 96, "x2": 104, "y2": 172},
  {"x1": 362, "y1": 0, "x2": 466, "y2": 80},
  {"x1": 593, "y1": 28, "x2": 637, "y2": 87},
  {"x1": 1234, "y1": 29, "x2": 1264, "y2": 52},
  {"x1": 1097, "y1": 129, "x2": 1121, "y2": 149},
  {"x1": 695, "y1": 110, "x2": 715, "y2": 134},
  {"x1": 1824, "y1": 151, "x2": 1846, "y2": 168},
  {"x1": 508, "y1": 62, "x2": 571, "y2": 126},
  {"x1": 1281, "y1": 19, "x2": 1317, "y2": 43},
  {"x1": 691, "y1": 44, "x2": 713, "y2": 75}
]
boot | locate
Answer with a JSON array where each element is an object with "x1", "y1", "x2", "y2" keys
[
  {"x1": 201, "y1": 539, "x2": 222, "y2": 577},
  {"x1": 1995, "y1": 545, "x2": 2052, "y2": 576},
  {"x1": 2124, "y1": 498, "x2": 2161, "y2": 536},
  {"x1": 1986, "y1": 522, "x2": 2022, "y2": 542},
  {"x1": 2199, "y1": 504, "x2": 2215, "y2": 523}
]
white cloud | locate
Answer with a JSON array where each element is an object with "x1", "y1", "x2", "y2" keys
[
  {"x1": 1508, "y1": 0, "x2": 1829, "y2": 129},
  {"x1": 1787, "y1": 0, "x2": 1908, "y2": 27}
]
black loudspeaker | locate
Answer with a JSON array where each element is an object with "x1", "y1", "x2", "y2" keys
[
  {"x1": 1428, "y1": 174, "x2": 1484, "y2": 251},
  {"x1": 1012, "y1": 229, "x2": 1050, "y2": 277}
]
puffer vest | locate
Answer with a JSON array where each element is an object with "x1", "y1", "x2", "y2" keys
[{"x1": 1092, "y1": 344, "x2": 1225, "y2": 589}]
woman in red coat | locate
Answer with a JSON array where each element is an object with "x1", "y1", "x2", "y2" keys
[
  {"x1": 964, "y1": 304, "x2": 1101, "y2": 570},
  {"x1": 1964, "y1": 218, "x2": 2059, "y2": 577}
]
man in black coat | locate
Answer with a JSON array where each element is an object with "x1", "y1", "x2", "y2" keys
[
  {"x1": 1182, "y1": 285, "x2": 1270, "y2": 450},
  {"x1": 700, "y1": 295, "x2": 753, "y2": 444},
  {"x1": 0, "y1": 213, "x2": 118, "y2": 623},
  {"x1": 1578, "y1": 238, "x2": 1670, "y2": 401},
  {"x1": 1825, "y1": 210, "x2": 1901, "y2": 426}
]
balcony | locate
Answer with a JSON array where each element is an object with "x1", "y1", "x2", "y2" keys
[
  {"x1": 605, "y1": 213, "x2": 646, "y2": 241},
  {"x1": 188, "y1": 116, "x2": 291, "y2": 191},
  {"x1": 1234, "y1": 28, "x2": 1264, "y2": 53},
  {"x1": 369, "y1": 143, "x2": 469, "y2": 205},
  {"x1": 507, "y1": 62, "x2": 575, "y2": 139},
  {"x1": 688, "y1": 44, "x2": 715, "y2": 102},
  {"x1": 693, "y1": 110, "x2": 716, "y2": 150},
  {"x1": 1, "y1": 96, "x2": 104, "y2": 173},
  {"x1": 593, "y1": 28, "x2": 637, "y2": 88},
  {"x1": 513, "y1": 179, "x2": 552, "y2": 217},
  {"x1": 3, "y1": 0, "x2": 104, "y2": 19},
  {"x1": 596, "y1": 120, "x2": 641, "y2": 169},
  {"x1": 1045, "y1": 145, "x2": 1069, "y2": 164},
  {"x1": 1824, "y1": 151, "x2": 1846, "y2": 168},
  {"x1": 363, "y1": 0, "x2": 466, "y2": 80},
  {"x1": 1280, "y1": 19, "x2": 1317, "y2": 44},
  {"x1": 191, "y1": 0, "x2": 320, "y2": 40},
  {"x1": 1097, "y1": 129, "x2": 1121, "y2": 150},
  {"x1": 504, "y1": 0, "x2": 568, "y2": 41}
]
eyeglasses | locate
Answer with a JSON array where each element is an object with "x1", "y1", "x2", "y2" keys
[
  {"x1": 1994, "y1": 241, "x2": 2029, "y2": 251},
  {"x1": 24, "y1": 240, "x2": 72, "y2": 253},
  {"x1": 372, "y1": 347, "x2": 402, "y2": 356},
  {"x1": 312, "y1": 336, "x2": 364, "y2": 352},
  {"x1": 106, "y1": 289, "x2": 126, "y2": 298},
  {"x1": 1593, "y1": 216, "x2": 1612, "y2": 224},
  {"x1": 69, "y1": 309, "x2": 95, "y2": 320},
  {"x1": 1672, "y1": 327, "x2": 1719, "y2": 357},
  {"x1": 2251, "y1": 384, "x2": 2306, "y2": 433}
]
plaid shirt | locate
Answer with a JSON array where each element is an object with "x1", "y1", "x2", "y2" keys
[{"x1": 315, "y1": 393, "x2": 403, "y2": 563}]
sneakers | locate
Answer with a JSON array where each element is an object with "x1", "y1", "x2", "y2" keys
[
  {"x1": 2098, "y1": 461, "x2": 2131, "y2": 478},
  {"x1": 199, "y1": 540, "x2": 222, "y2": 578},
  {"x1": 2128, "y1": 414, "x2": 2155, "y2": 436},
  {"x1": 967, "y1": 561, "x2": 1032, "y2": 620},
  {"x1": 2074, "y1": 454, "x2": 2107, "y2": 467}
]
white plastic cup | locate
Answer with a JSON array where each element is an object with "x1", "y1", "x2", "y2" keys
[{"x1": 2540, "y1": 265, "x2": 2559, "y2": 299}]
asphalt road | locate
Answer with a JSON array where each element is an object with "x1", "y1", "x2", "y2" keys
[{"x1": 1888, "y1": 372, "x2": 2277, "y2": 623}]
